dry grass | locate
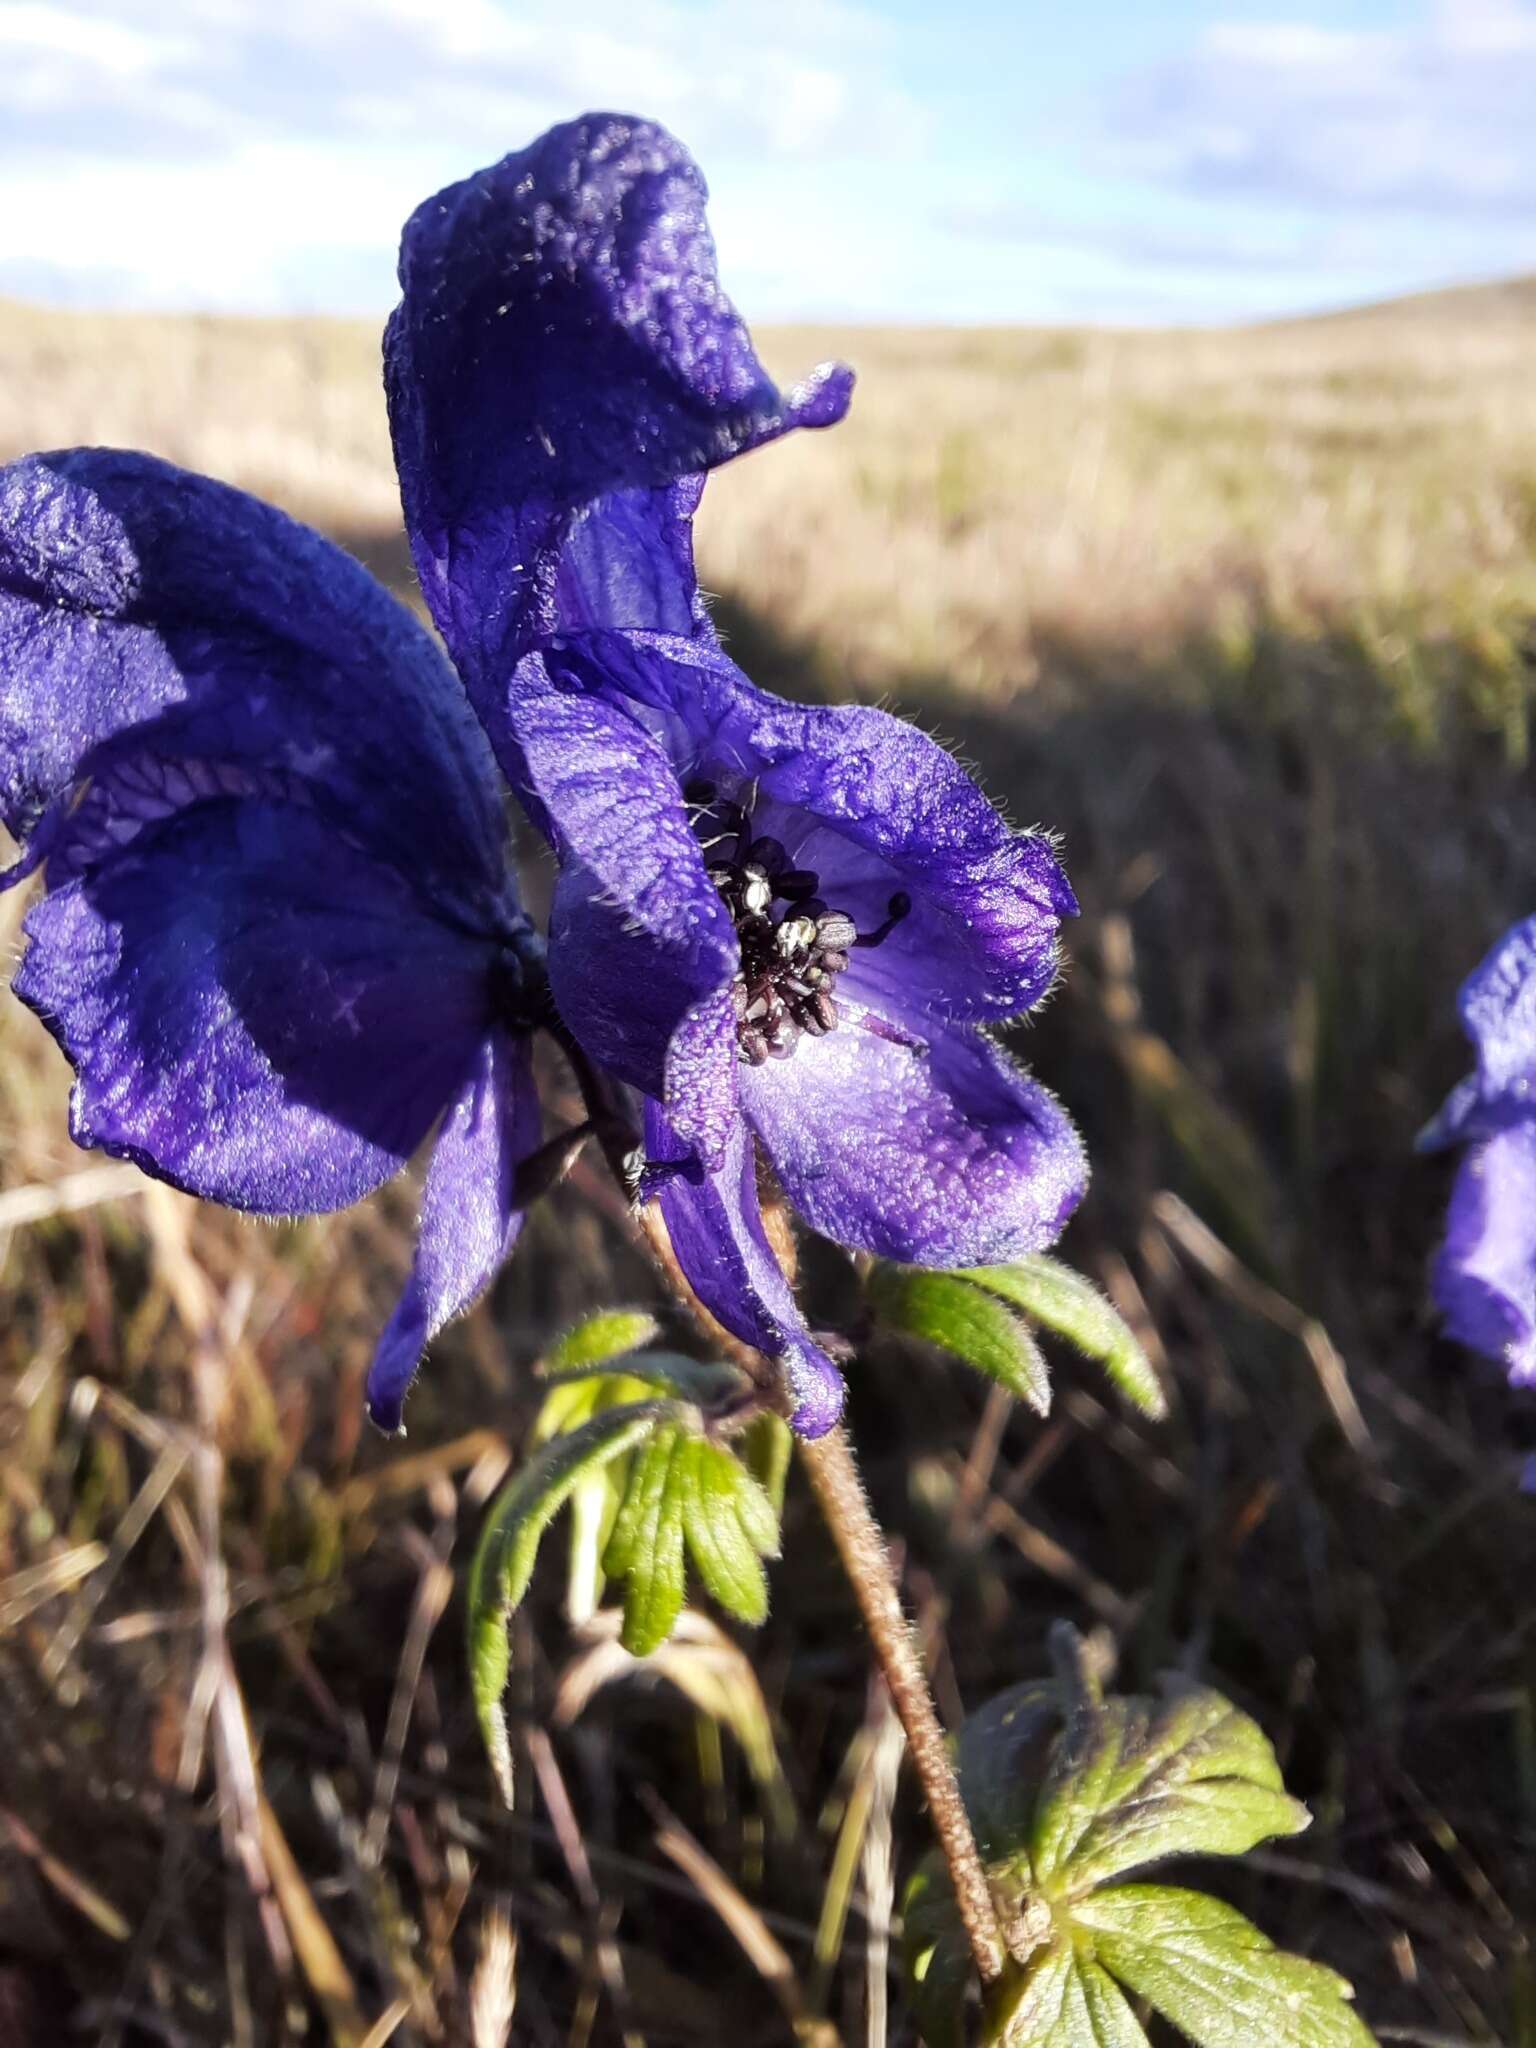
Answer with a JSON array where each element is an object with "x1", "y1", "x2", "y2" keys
[{"x1": 0, "y1": 286, "x2": 1534, "y2": 2045}]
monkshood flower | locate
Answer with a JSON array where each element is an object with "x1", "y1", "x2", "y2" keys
[
  {"x1": 0, "y1": 451, "x2": 550, "y2": 1432},
  {"x1": 384, "y1": 112, "x2": 1088, "y2": 1435},
  {"x1": 1419, "y1": 915, "x2": 1536, "y2": 1388}
]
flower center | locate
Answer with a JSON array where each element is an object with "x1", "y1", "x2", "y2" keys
[{"x1": 687, "y1": 783, "x2": 910, "y2": 1067}]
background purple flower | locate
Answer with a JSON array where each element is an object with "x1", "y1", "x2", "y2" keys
[
  {"x1": 1419, "y1": 915, "x2": 1536, "y2": 1387},
  {"x1": 384, "y1": 113, "x2": 1088, "y2": 1433},
  {"x1": 0, "y1": 450, "x2": 547, "y2": 1431}
]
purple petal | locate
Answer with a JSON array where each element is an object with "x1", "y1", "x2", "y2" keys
[
  {"x1": 1433, "y1": 1121, "x2": 1536, "y2": 1388},
  {"x1": 385, "y1": 112, "x2": 852, "y2": 697},
  {"x1": 15, "y1": 797, "x2": 502, "y2": 1213},
  {"x1": 513, "y1": 656, "x2": 739, "y2": 1163},
  {"x1": 739, "y1": 1011, "x2": 1087, "y2": 1267},
  {"x1": 367, "y1": 1026, "x2": 542, "y2": 1433},
  {"x1": 542, "y1": 631, "x2": 1073, "y2": 1021},
  {"x1": 646, "y1": 1104, "x2": 845, "y2": 1438},
  {"x1": 0, "y1": 450, "x2": 509, "y2": 907},
  {"x1": 1421, "y1": 915, "x2": 1536, "y2": 1151}
]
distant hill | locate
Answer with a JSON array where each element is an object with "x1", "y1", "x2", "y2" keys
[
  {"x1": 3, "y1": 271, "x2": 1534, "y2": 720},
  {"x1": 1281, "y1": 271, "x2": 1536, "y2": 328}
]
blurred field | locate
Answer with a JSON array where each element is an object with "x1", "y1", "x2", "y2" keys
[{"x1": 0, "y1": 289, "x2": 1534, "y2": 2045}]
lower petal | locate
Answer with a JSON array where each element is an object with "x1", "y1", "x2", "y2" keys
[
  {"x1": 548, "y1": 862, "x2": 738, "y2": 1166},
  {"x1": 740, "y1": 1012, "x2": 1086, "y2": 1268},
  {"x1": 367, "y1": 1028, "x2": 543, "y2": 1432},
  {"x1": 520, "y1": 659, "x2": 738, "y2": 1165},
  {"x1": 646, "y1": 1105, "x2": 844, "y2": 1438},
  {"x1": 1434, "y1": 1121, "x2": 1536, "y2": 1388},
  {"x1": 15, "y1": 798, "x2": 499, "y2": 1213}
]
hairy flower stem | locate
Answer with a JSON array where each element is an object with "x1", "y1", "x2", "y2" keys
[
  {"x1": 795, "y1": 1425, "x2": 1006, "y2": 1986},
  {"x1": 635, "y1": 1194, "x2": 1005, "y2": 1987}
]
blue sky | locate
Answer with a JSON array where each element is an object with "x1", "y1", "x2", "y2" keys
[{"x1": 4, "y1": 0, "x2": 1536, "y2": 325}]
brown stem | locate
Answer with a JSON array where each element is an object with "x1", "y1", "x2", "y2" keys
[
  {"x1": 635, "y1": 1195, "x2": 1005, "y2": 1986},
  {"x1": 797, "y1": 1424, "x2": 1006, "y2": 1985}
]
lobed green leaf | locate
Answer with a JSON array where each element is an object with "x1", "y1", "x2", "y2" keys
[
  {"x1": 950, "y1": 1680, "x2": 1063, "y2": 1872},
  {"x1": 546, "y1": 1308, "x2": 662, "y2": 1372},
  {"x1": 988, "y1": 1938, "x2": 1150, "y2": 2048},
  {"x1": 902, "y1": 1852, "x2": 975, "y2": 2048},
  {"x1": 556, "y1": 1349, "x2": 745, "y2": 1407},
  {"x1": 1073, "y1": 1886, "x2": 1377, "y2": 2048},
  {"x1": 466, "y1": 1401, "x2": 664, "y2": 1803},
  {"x1": 677, "y1": 1436, "x2": 770, "y2": 1627},
  {"x1": 960, "y1": 1257, "x2": 1166, "y2": 1419},
  {"x1": 738, "y1": 1410, "x2": 793, "y2": 1515},
  {"x1": 1030, "y1": 1682, "x2": 1310, "y2": 1897},
  {"x1": 869, "y1": 1264, "x2": 1052, "y2": 1414},
  {"x1": 532, "y1": 1368, "x2": 661, "y2": 1444},
  {"x1": 616, "y1": 1425, "x2": 690, "y2": 1656}
]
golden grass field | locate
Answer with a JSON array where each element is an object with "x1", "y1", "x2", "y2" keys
[{"x1": 0, "y1": 288, "x2": 1533, "y2": 2046}]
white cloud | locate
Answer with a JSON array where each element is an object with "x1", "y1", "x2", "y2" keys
[
  {"x1": 0, "y1": 0, "x2": 919, "y2": 166},
  {"x1": 1112, "y1": 0, "x2": 1536, "y2": 217},
  {"x1": 0, "y1": 0, "x2": 924, "y2": 314}
]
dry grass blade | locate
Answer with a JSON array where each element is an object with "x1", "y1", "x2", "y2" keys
[
  {"x1": 0, "y1": 1159, "x2": 144, "y2": 1231},
  {"x1": 1152, "y1": 1189, "x2": 1376, "y2": 1458},
  {"x1": 256, "y1": 1795, "x2": 372, "y2": 2048},
  {"x1": 337, "y1": 1429, "x2": 511, "y2": 1517},
  {"x1": 362, "y1": 1514, "x2": 455, "y2": 1868},
  {"x1": 0, "y1": 1806, "x2": 131, "y2": 1941},
  {"x1": 811, "y1": 1683, "x2": 906, "y2": 2037},
  {"x1": 468, "y1": 1903, "x2": 518, "y2": 2048},
  {"x1": 0, "y1": 1539, "x2": 107, "y2": 1629},
  {"x1": 970, "y1": 1473, "x2": 1137, "y2": 1628},
  {"x1": 354, "y1": 2000, "x2": 413, "y2": 2048},
  {"x1": 41, "y1": 1436, "x2": 188, "y2": 1683},
  {"x1": 554, "y1": 1609, "x2": 794, "y2": 1831},
  {"x1": 643, "y1": 1790, "x2": 838, "y2": 2046},
  {"x1": 525, "y1": 1725, "x2": 640, "y2": 2045},
  {"x1": 859, "y1": 1695, "x2": 905, "y2": 2048}
]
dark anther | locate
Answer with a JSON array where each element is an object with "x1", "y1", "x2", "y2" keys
[
  {"x1": 774, "y1": 869, "x2": 821, "y2": 902},
  {"x1": 852, "y1": 891, "x2": 913, "y2": 949},
  {"x1": 691, "y1": 793, "x2": 910, "y2": 1067},
  {"x1": 740, "y1": 1027, "x2": 770, "y2": 1066}
]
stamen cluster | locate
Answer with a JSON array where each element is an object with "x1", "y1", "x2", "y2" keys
[{"x1": 687, "y1": 783, "x2": 908, "y2": 1067}]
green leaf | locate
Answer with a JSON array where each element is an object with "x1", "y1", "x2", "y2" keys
[
  {"x1": 902, "y1": 1851, "x2": 974, "y2": 2048},
  {"x1": 1031, "y1": 1681, "x2": 1311, "y2": 1898},
  {"x1": 987, "y1": 1938, "x2": 1149, "y2": 2048},
  {"x1": 546, "y1": 1308, "x2": 662, "y2": 1372},
  {"x1": 1073, "y1": 1886, "x2": 1377, "y2": 2048},
  {"x1": 678, "y1": 1436, "x2": 771, "y2": 1626},
  {"x1": 602, "y1": 1423, "x2": 677, "y2": 1579},
  {"x1": 725, "y1": 1450, "x2": 781, "y2": 1558},
  {"x1": 545, "y1": 1349, "x2": 745, "y2": 1407},
  {"x1": 466, "y1": 1401, "x2": 664, "y2": 1802},
  {"x1": 960, "y1": 1258, "x2": 1166, "y2": 1419},
  {"x1": 950, "y1": 1680, "x2": 1063, "y2": 1871},
  {"x1": 532, "y1": 1368, "x2": 660, "y2": 1444},
  {"x1": 615, "y1": 1425, "x2": 689, "y2": 1656},
  {"x1": 869, "y1": 1264, "x2": 1052, "y2": 1414},
  {"x1": 912, "y1": 1642, "x2": 1379, "y2": 2048},
  {"x1": 738, "y1": 1410, "x2": 792, "y2": 1514}
]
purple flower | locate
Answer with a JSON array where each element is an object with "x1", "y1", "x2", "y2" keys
[
  {"x1": 384, "y1": 113, "x2": 1088, "y2": 1434},
  {"x1": 1420, "y1": 916, "x2": 1536, "y2": 1388},
  {"x1": 0, "y1": 451, "x2": 548, "y2": 1432}
]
